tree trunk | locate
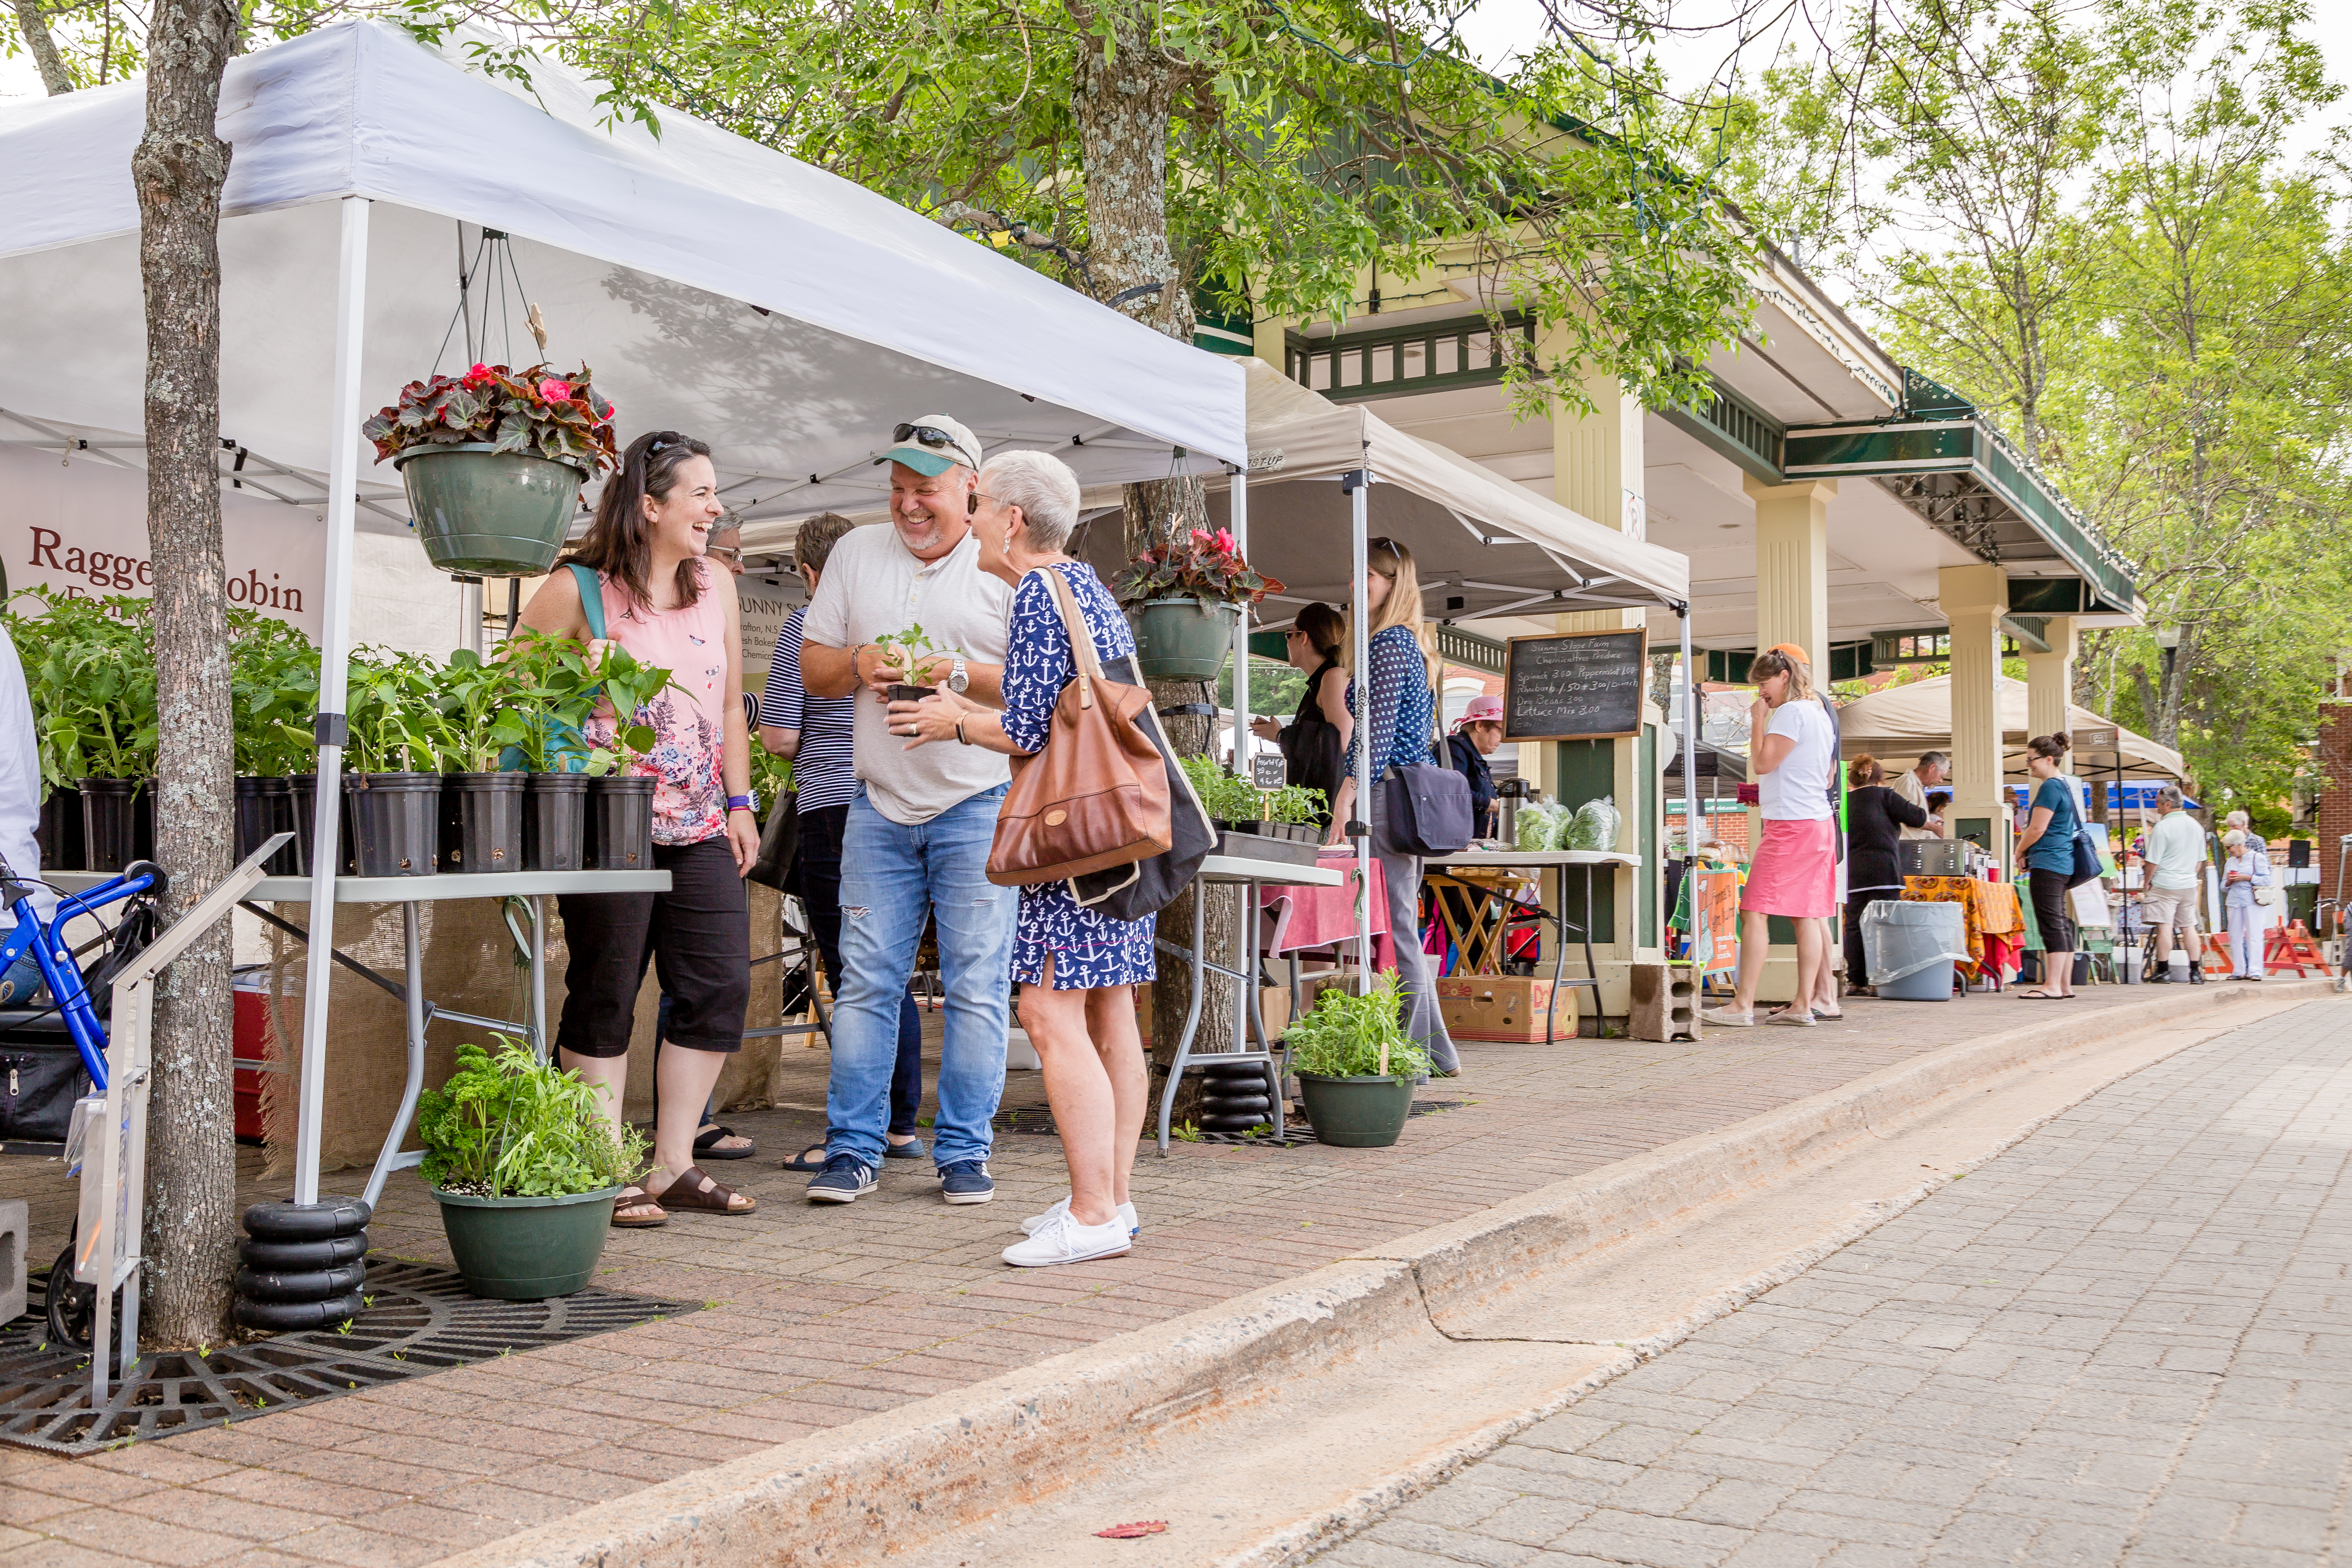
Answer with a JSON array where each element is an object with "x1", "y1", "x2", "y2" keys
[
  {"x1": 10, "y1": 0, "x2": 73, "y2": 94},
  {"x1": 1071, "y1": 4, "x2": 1238, "y2": 1117},
  {"x1": 133, "y1": 0, "x2": 240, "y2": 1348}
]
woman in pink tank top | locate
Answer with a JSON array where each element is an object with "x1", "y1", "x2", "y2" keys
[{"x1": 519, "y1": 431, "x2": 760, "y2": 1229}]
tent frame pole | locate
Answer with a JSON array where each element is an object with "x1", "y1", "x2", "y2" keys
[
  {"x1": 1344, "y1": 468, "x2": 1373, "y2": 980},
  {"x1": 293, "y1": 194, "x2": 370, "y2": 1208},
  {"x1": 1231, "y1": 466, "x2": 1249, "y2": 771},
  {"x1": 1679, "y1": 604, "x2": 1697, "y2": 868}
]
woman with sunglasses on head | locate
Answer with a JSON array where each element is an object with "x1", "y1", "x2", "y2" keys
[
  {"x1": 1247, "y1": 601, "x2": 1347, "y2": 829},
  {"x1": 519, "y1": 430, "x2": 762, "y2": 1229},
  {"x1": 1325, "y1": 538, "x2": 1459, "y2": 1077}
]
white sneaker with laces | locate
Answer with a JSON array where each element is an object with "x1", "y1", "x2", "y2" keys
[
  {"x1": 1022, "y1": 1196, "x2": 1140, "y2": 1238},
  {"x1": 1002, "y1": 1210, "x2": 1133, "y2": 1267}
]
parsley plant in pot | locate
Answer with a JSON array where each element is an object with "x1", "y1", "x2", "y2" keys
[
  {"x1": 1282, "y1": 975, "x2": 1431, "y2": 1148},
  {"x1": 417, "y1": 1039, "x2": 648, "y2": 1299},
  {"x1": 363, "y1": 363, "x2": 619, "y2": 576},
  {"x1": 1111, "y1": 527, "x2": 1283, "y2": 681}
]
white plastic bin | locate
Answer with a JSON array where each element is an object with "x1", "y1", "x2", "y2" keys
[{"x1": 1863, "y1": 901, "x2": 1969, "y2": 1002}]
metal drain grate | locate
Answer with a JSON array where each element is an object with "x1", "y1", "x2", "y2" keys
[
  {"x1": 999, "y1": 1100, "x2": 1467, "y2": 1148},
  {"x1": 0, "y1": 1261, "x2": 695, "y2": 1455}
]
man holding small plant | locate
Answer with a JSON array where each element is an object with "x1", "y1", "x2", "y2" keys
[{"x1": 798, "y1": 415, "x2": 1016, "y2": 1206}]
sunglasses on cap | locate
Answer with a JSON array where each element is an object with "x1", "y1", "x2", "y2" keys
[{"x1": 894, "y1": 423, "x2": 965, "y2": 452}]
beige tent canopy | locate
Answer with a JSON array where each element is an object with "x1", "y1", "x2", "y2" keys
[{"x1": 1836, "y1": 674, "x2": 2184, "y2": 781}]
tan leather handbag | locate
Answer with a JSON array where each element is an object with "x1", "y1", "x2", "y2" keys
[{"x1": 987, "y1": 567, "x2": 1173, "y2": 886}]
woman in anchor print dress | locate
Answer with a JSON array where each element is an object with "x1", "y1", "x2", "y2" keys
[{"x1": 890, "y1": 449, "x2": 1152, "y2": 1270}]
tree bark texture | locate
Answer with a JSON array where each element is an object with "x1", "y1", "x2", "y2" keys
[
  {"x1": 1071, "y1": 11, "x2": 1240, "y2": 1115},
  {"x1": 10, "y1": 0, "x2": 73, "y2": 94},
  {"x1": 134, "y1": 0, "x2": 240, "y2": 1348}
]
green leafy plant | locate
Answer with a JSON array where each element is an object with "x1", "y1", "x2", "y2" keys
[
  {"x1": 872, "y1": 624, "x2": 947, "y2": 686},
  {"x1": 432, "y1": 648, "x2": 533, "y2": 774},
  {"x1": 1180, "y1": 753, "x2": 1265, "y2": 824},
  {"x1": 748, "y1": 745, "x2": 794, "y2": 815},
  {"x1": 228, "y1": 610, "x2": 321, "y2": 777},
  {"x1": 9, "y1": 588, "x2": 158, "y2": 784},
  {"x1": 1112, "y1": 527, "x2": 1283, "y2": 607},
  {"x1": 343, "y1": 650, "x2": 457, "y2": 775},
  {"x1": 361, "y1": 361, "x2": 619, "y2": 474},
  {"x1": 416, "y1": 1037, "x2": 647, "y2": 1198},
  {"x1": 1280, "y1": 973, "x2": 1431, "y2": 1081},
  {"x1": 1264, "y1": 784, "x2": 1327, "y2": 826},
  {"x1": 579, "y1": 641, "x2": 675, "y2": 775}
]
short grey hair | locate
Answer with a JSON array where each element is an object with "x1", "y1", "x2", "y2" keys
[
  {"x1": 1918, "y1": 751, "x2": 1950, "y2": 771},
  {"x1": 2158, "y1": 783, "x2": 2185, "y2": 810},
  {"x1": 982, "y1": 450, "x2": 1082, "y2": 551},
  {"x1": 2225, "y1": 809, "x2": 2250, "y2": 830}
]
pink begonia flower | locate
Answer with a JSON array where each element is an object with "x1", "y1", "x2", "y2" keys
[
  {"x1": 466, "y1": 363, "x2": 494, "y2": 385},
  {"x1": 538, "y1": 379, "x2": 573, "y2": 403},
  {"x1": 1213, "y1": 528, "x2": 1236, "y2": 553}
]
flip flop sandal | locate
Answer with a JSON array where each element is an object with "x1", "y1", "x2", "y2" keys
[
  {"x1": 657, "y1": 1165, "x2": 757, "y2": 1215},
  {"x1": 611, "y1": 1185, "x2": 668, "y2": 1228},
  {"x1": 694, "y1": 1123, "x2": 756, "y2": 1160},
  {"x1": 782, "y1": 1143, "x2": 831, "y2": 1172}
]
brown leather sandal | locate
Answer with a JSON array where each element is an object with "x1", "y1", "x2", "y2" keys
[
  {"x1": 611, "y1": 1185, "x2": 668, "y2": 1228},
  {"x1": 654, "y1": 1165, "x2": 757, "y2": 1214}
]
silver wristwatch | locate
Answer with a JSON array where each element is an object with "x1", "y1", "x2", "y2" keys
[{"x1": 947, "y1": 658, "x2": 969, "y2": 695}]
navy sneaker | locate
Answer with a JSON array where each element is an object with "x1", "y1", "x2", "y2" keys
[
  {"x1": 807, "y1": 1152, "x2": 877, "y2": 1204},
  {"x1": 938, "y1": 1160, "x2": 996, "y2": 1205}
]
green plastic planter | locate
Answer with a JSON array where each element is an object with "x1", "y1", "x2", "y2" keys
[
  {"x1": 394, "y1": 443, "x2": 588, "y2": 576},
  {"x1": 430, "y1": 1185, "x2": 621, "y2": 1299},
  {"x1": 1297, "y1": 1073, "x2": 1415, "y2": 1148},
  {"x1": 1131, "y1": 598, "x2": 1241, "y2": 681}
]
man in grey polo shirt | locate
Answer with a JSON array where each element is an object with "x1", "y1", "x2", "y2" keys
[{"x1": 799, "y1": 415, "x2": 1018, "y2": 1204}]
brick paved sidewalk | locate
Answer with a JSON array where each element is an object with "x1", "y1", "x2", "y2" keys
[
  {"x1": 1313, "y1": 996, "x2": 2352, "y2": 1568},
  {"x1": 0, "y1": 984, "x2": 2216, "y2": 1566}
]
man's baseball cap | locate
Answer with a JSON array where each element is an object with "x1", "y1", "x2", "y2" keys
[{"x1": 877, "y1": 415, "x2": 983, "y2": 477}]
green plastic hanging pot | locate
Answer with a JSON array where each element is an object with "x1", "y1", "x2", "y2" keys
[
  {"x1": 1131, "y1": 598, "x2": 1241, "y2": 681},
  {"x1": 395, "y1": 443, "x2": 588, "y2": 576},
  {"x1": 430, "y1": 1185, "x2": 620, "y2": 1299}
]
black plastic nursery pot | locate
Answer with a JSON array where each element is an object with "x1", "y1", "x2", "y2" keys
[
  {"x1": 36, "y1": 785, "x2": 85, "y2": 872},
  {"x1": 441, "y1": 773, "x2": 526, "y2": 873},
  {"x1": 885, "y1": 683, "x2": 937, "y2": 705},
  {"x1": 77, "y1": 777, "x2": 143, "y2": 873},
  {"x1": 234, "y1": 777, "x2": 279, "y2": 866},
  {"x1": 1297, "y1": 1072, "x2": 1415, "y2": 1148},
  {"x1": 284, "y1": 773, "x2": 326, "y2": 877},
  {"x1": 259, "y1": 777, "x2": 301, "y2": 875},
  {"x1": 524, "y1": 773, "x2": 589, "y2": 872},
  {"x1": 586, "y1": 775, "x2": 656, "y2": 870},
  {"x1": 1209, "y1": 821, "x2": 1325, "y2": 869},
  {"x1": 344, "y1": 772, "x2": 441, "y2": 877}
]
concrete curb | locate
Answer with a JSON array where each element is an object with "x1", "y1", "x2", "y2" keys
[{"x1": 434, "y1": 978, "x2": 2336, "y2": 1568}]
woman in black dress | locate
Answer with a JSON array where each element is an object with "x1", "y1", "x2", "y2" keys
[
  {"x1": 1843, "y1": 755, "x2": 1929, "y2": 996},
  {"x1": 1248, "y1": 601, "x2": 1346, "y2": 827}
]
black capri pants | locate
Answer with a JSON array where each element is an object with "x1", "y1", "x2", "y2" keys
[
  {"x1": 557, "y1": 836, "x2": 748, "y2": 1057},
  {"x1": 2028, "y1": 866, "x2": 2076, "y2": 955}
]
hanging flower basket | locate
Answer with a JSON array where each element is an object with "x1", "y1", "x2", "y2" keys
[
  {"x1": 1112, "y1": 526, "x2": 1282, "y2": 683},
  {"x1": 365, "y1": 362, "x2": 619, "y2": 576}
]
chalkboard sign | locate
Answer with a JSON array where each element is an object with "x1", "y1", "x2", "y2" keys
[{"x1": 1503, "y1": 628, "x2": 1648, "y2": 742}]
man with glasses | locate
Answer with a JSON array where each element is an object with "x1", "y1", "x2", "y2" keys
[{"x1": 797, "y1": 415, "x2": 1018, "y2": 1205}]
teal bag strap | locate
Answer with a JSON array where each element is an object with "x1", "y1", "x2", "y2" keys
[{"x1": 568, "y1": 563, "x2": 607, "y2": 641}]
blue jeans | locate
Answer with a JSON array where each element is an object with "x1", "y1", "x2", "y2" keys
[
  {"x1": 794, "y1": 803, "x2": 925, "y2": 1134},
  {"x1": 828, "y1": 785, "x2": 1015, "y2": 1169}
]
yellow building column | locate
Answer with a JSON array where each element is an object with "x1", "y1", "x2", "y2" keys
[
  {"x1": 1744, "y1": 477, "x2": 1836, "y2": 669},
  {"x1": 1940, "y1": 564, "x2": 2011, "y2": 866},
  {"x1": 2024, "y1": 616, "x2": 2078, "y2": 744}
]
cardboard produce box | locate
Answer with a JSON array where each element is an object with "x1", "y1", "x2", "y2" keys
[{"x1": 1437, "y1": 975, "x2": 1572, "y2": 1042}]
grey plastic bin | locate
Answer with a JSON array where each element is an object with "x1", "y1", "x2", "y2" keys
[{"x1": 1863, "y1": 900, "x2": 1969, "y2": 1002}]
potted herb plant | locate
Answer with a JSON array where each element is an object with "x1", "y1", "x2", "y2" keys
[
  {"x1": 433, "y1": 649, "x2": 532, "y2": 874},
  {"x1": 1111, "y1": 526, "x2": 1284, "y2": 681},
  {"x1": 580, "y1": 642, "x2": 675, "y2": 871},
  {"x1": 229, "y1": 609, "x2": 322, "y2": 875},
  {"x1": 1282, "y1": 975, "x2": 1432, "y2": 1148},
  {"x1": 1179, "y1": 756, "x2": 1324, "y2": 869},
  {"x1": 362, "y1": 362, "x2": 619, "y2": 576},
  {"x1": 344, "y1": 651, "x2": 454, "y2": 877},
  {"x1": 873, "y1": 624, "x2": 947, "y2": 703},
  {"x1": 416, "y1": 1038, "x2": 648, "y2": 1299},
  {"x1": 16, "y1": 590, "x2": 160, "y2": 871}
]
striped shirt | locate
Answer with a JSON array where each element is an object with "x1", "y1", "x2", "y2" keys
[{"x1": 759, "y1": 606, "x2": 856, "y2": 813}]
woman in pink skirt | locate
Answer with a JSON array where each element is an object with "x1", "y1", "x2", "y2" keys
[{"x1": 1703, "y1": 644, "x2": 1839, "y2": 1027}]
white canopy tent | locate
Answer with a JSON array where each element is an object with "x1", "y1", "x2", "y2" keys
[
  {"x1": 1837, "y1": 675, "x2": 2185, "y2": 782},
  {"x1": 1070, "y1": 359, "x2": 1697, "y2": 976},
  {"x1": 0, "y1": 19, "x2": 1246, "y2": 1205}
]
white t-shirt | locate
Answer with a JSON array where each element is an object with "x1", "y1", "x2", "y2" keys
[
  {"x1": 801, "y1": 523, "x2": 1014, "y2": 825},
  {"x1": 2147, "y1": 811, "x2": 2206, "y2": 891},
  {"x1": 1757, "y1": 698, "x2": 1835, "y2": 822}
]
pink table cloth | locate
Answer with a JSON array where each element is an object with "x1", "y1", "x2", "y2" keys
[{"x1": 1259, "y1": 851, "x2": 1392, "y2": 971}]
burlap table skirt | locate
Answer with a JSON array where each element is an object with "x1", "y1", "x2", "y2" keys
[{"x1": 262, "y1": 883, "x2": 787, "y2": 1178}]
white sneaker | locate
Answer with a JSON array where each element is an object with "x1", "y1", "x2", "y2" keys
[
  {"x1": 1022, "y1": 1196, "x2": 1140, "y2": 1239},
  {"x1": 1002, "y1": 1210, "x2": 1133, "y2": 1267}
]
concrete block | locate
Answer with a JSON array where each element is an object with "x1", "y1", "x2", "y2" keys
[
  {"x1": 0, "y1": 1198, "x2": 24, "y2": 1326},
  {"x1": 1630, "y1": 962, "x2": 1702, "y2": 1042}
]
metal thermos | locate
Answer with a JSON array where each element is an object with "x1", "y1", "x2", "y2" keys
[{"x1": 1496, "y1": 779, "x2": 1534, "y2": 844}]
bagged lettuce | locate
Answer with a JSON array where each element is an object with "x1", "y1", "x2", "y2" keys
[
  {"x1": 1516, "y1": 802, "x2": 1563, "y2": 852},
  {"x1": 1565, "y1": 796, "x2": 1622, "y2": 851}
]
